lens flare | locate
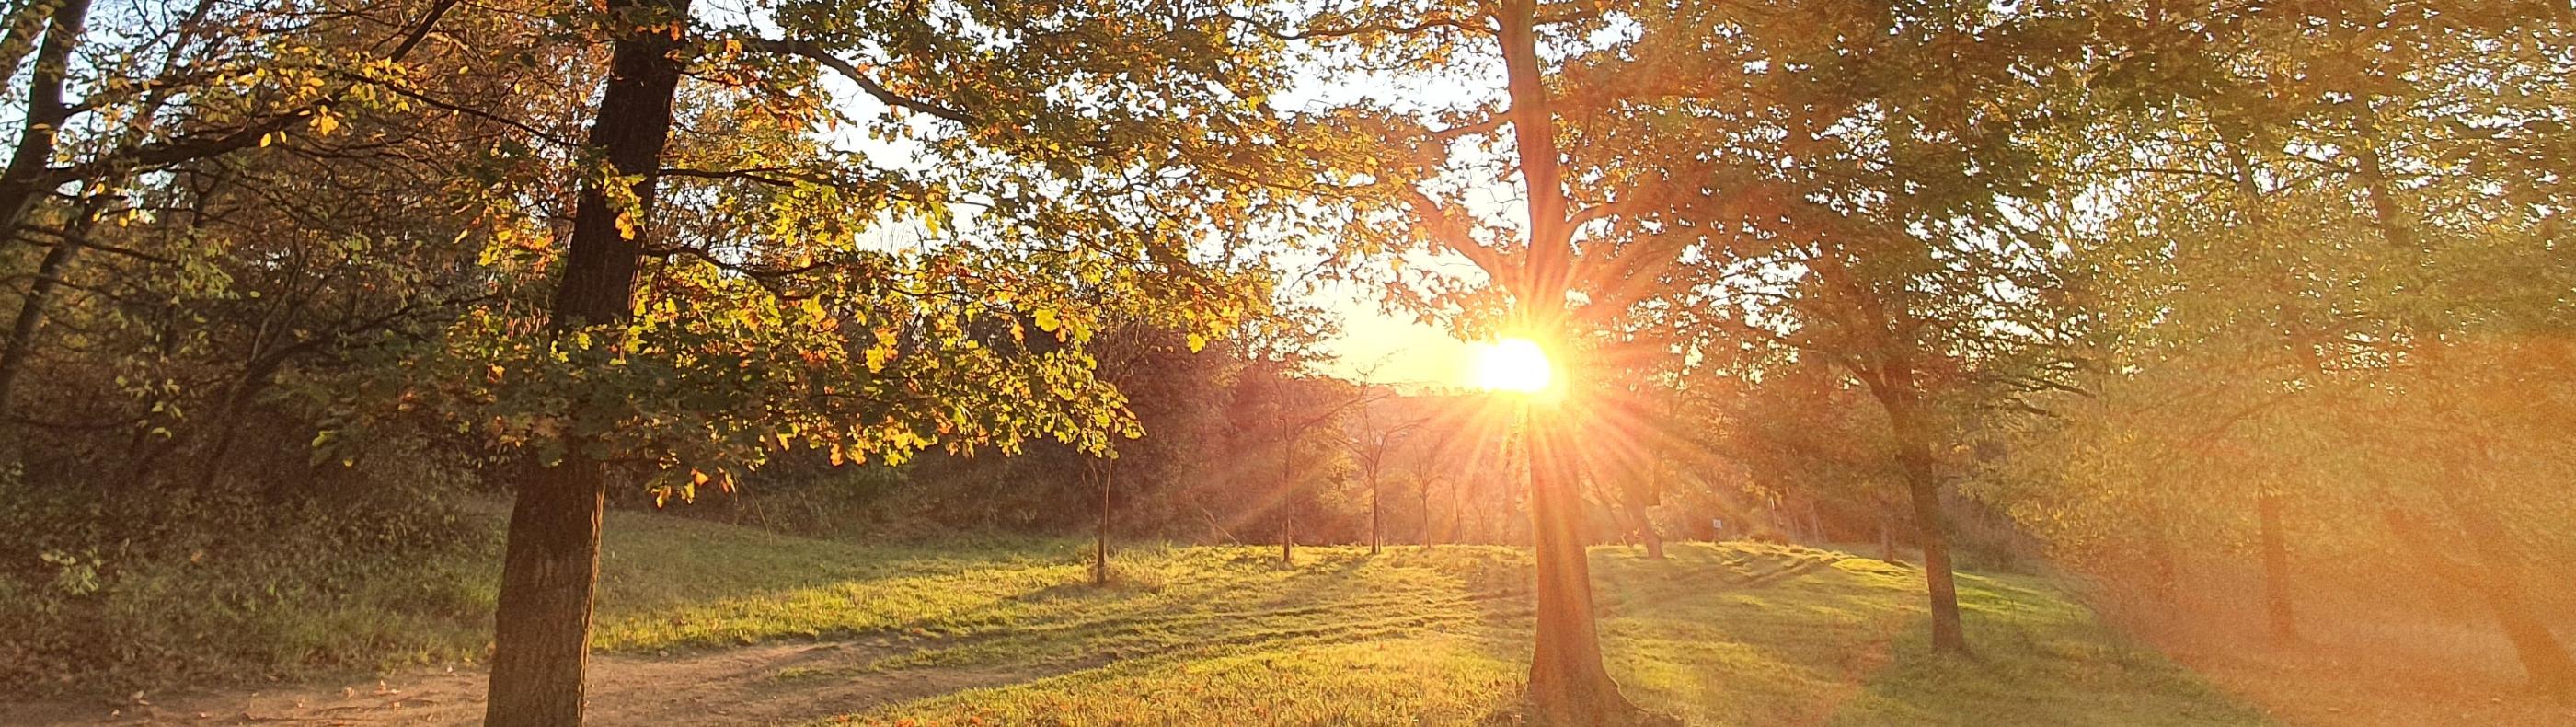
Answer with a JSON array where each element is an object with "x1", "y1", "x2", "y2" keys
[{"x1": 1470, "y1": 338, "x2": 1554, "y2": 393}]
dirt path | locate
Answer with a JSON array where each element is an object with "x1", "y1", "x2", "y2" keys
[{"x1": 3, "y1": 640, "x2": 1047, "y2": 726}]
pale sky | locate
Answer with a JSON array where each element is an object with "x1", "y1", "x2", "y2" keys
[
  {"x1": 1317, "y1": 283, "x2": 1478, "y2": 387},
  {"x1": 807, "y1": 23, "x2": 1514, "y2": 387}
]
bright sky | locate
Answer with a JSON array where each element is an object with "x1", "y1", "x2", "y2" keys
[
  {"x1": 1317, "y1": 283, "x2": 1477, "y2": 387},
  {"x1": 802, "y1": 17, "x2": 1515, "y2": 387},
  {"x1": 1274, "y1": 61, "x2": 1515, "y2": 387}
]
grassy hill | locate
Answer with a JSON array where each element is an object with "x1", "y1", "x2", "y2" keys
[{"x1": 3, "y1": 509, "x2": 2261, "y2": 725}]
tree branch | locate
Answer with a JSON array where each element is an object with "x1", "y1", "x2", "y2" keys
[{"x1": 736, "y1": 38, "x2": 977, "y2": 126}]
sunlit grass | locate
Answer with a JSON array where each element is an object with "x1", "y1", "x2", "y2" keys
[{"x1": 7, "y1": 510, "x2": 2266, "y2": 725}]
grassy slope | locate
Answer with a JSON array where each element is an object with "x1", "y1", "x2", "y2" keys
[
  {"x1": 566, "y1": 513, "x2": 2259, "y2": 724},
  {"x1": 13, "y1": 511, "x2": 2264, "y2": 724}
]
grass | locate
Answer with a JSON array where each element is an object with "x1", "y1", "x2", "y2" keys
[
  {"x1": 5, "y1": 510, "x2": 2266, "y2": 725},
  {"x1": 831, "y1": 543, "x2": 2260, "y2": 726}
]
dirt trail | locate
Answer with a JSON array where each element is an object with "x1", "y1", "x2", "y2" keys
[{"x1": 4, "y1": 640, "x2": 1045, "y2": 726}]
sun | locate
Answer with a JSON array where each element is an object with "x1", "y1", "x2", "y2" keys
[{"x1": 1470, "y1": 338, "x2": 1554, "y2": 393}]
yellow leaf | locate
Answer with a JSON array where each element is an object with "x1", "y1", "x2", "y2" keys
[
  {"x1": 1187, "y1": 333, "x2": 1208, "y2": 352},
  {"x1": 1034, "y1": 308, "x2": 1060, "y2": 332}
]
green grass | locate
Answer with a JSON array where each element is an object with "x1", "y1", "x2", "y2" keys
[
  {"x1": 829, "y1": 543, "x2": 2261, "y2": 726},
  {"x1": 6, "y1": 510, "x2": 2266, "y2": 725}
]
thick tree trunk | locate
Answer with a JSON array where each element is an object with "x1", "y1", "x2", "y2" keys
[
  {"x1": 2348, "y1": 112, "x2": 2572, "y2": 695},
  {"x1": 484, "y1": 2, "x2": 685, "y2": 724},
  {"x1": 0, "y1": 0, "x2": 88, "y2": 421},
  {"x1": 2256, "y1": 490, "x2": 2298, "y2": 642},
  {"x1": 1489, "y1": 0, "x2": 1635, "y2": 717},
  {"x1": 0, "y1": 1, "x2": 69, "y2": 94},
  {"x1": 0, "y1": 0, "x2": 83, "y2": 233},
  {"x1": 0, "y1": 0, "x2": 84, "y2": 237},
  {"x1": 2436, "y1": 472, "x2": 2576, "y2": 696},
  {"x1": 1878, "y1": 374, "x2": 1969, "y2": 654},
  {"x1": 2384, "y1": 500, "x2": 2576, "y2": 697},
  {"x1": 485, "y1": 454, "x2": 611, "y2": 726},
  {"x1": 1524, "y1": 417, "x2": 1627, "y2": 724}
]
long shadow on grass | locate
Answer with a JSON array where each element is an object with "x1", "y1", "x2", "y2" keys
[{"x1": 1821, "y1": 571, "x2": 2271, "y2": 726}]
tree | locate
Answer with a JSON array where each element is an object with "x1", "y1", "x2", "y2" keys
[
  {"x1": 1348, "y1": 383, "x2": 1427, "y2": 555},
  {"x1": 1584, "y1": 0, "x2": 2094, "y2": 655},
  {"x1": 455, "y1": 1, "x2": 1342, "y2": 720},
  {"x1": 2020, "y1": 0, "x2": 2576, "y2": 692},
  {"x1": 480, "y1": 1, "x2": 691, "y2": 722}
]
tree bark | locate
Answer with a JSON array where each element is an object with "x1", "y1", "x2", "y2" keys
[
  {"x1": 1419, "y1": 482, "x2": 1434, "y2": 547},
  {"x1": 0, "y1": 202, "x2": 86, "y2": 417},
  {"x1": 1492, "y1": 1, "x2": 1636, "y2": 719},
  {"x1": 1876, "y1": 368, "x2": 1969, "y2": 654},
  {"x1": 1093, "y1": 459, "x2": 1113, "y2": 586},
  {"x1": 2347, "y1": 110, "x2": 2571, "y2": 695},
  {"x1": 2384, "y1": 497, "x2": 2576, "y2": 696},
  {"x1": 2439, "y1": 456, "x2": 2575, "y2": 696},
  {"x1": 1524, "y1": 412, "x2": 1627, "y2": 723},
  {"x1": 2256, "y1": 489, "x2": 2298, "y2": 642},
  {"x1": 484, "y1": 2, "x2": 685, "y2": 724},
  {"x1": 1279, "y1": 436, "x2": 1295, "y2": 566},
  {"x1": 1280, "y1": 505, "x2": 1294, "y2": 565},
  {"x1": 1620, "y1": 492, "x2": 1662, "y2": 560},
  {"x1": 0, "y1": 0, "x2": 85, "y2": 237},
  {"x1": 0, "y1": 0, "x2": 87, "y2": 421},
  {"x1": 0, "y1": 1, "x2": 70, "y2": 96},
  {"x1": 1369, "y1": 468, "x2": 1382, "y2": 555}
]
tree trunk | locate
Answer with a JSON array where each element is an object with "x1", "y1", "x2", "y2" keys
[
  {"x1": 1878, "y1": 372, "x2": 1969, "y2": 654},
  {"x1": 1093, "y1": 459, "x2": 1112, "y2": 586},
  {"x1": 484, "y1": 2, "x2": 685, "y2": 724},
  {"x1": 1524, "y1": 415, "x2": 1628, "y2": 723},
  {"x1": 485, "y1": 454, "x2": 611, "y2": 727},
  {"x1": 1369, "y1": 470, "x2": 1382, "y2": 555},
  {"x1": 1280, "y1": 505, "x2": 1294, "y2": 566},
  {"x1": 2437, "y1": 463, "x2": 2576, "y2": 696},
  {"x1": 0, "y1": 1, "x2": 70, "y2": 95},
  {"x1": 1279, "y1": 438, "x2": 1295, "y2": 566},
  {"x1": 2384, "y1": 499, "x2": 2576, "y2": 697},
  {"x1": 1488, "y1": 0, "x2": 1635, "y2": 716},
  {"x1": 0, "y1": 199, "x2": 88, "y2": 418},
  {"x1": 1878, "y1": 513, "x2": 1897, "y2": 563},
  {"x1": 0, "y1": 0, "x2": 88, "y2": 421},
  {"x1": 0, "y1": 0, "x2": 85, "y2": 237},
  {"x1": 2348, "y1": 110, "x2": 2571, "y2": 695},
  {"x1": 1620, "y1": 494, "x2": 1662, "y2": 560},
  {"x1": 1419, "y1": 483, "x2": 1433, "y2": 547},
  {"x1": 2256, "y1": 489, "x2": 2297, "y2": 643}
]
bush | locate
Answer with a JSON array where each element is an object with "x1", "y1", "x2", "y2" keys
[{"x1": 0, "y1": 447, "x2": 494, "y2": 698}]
